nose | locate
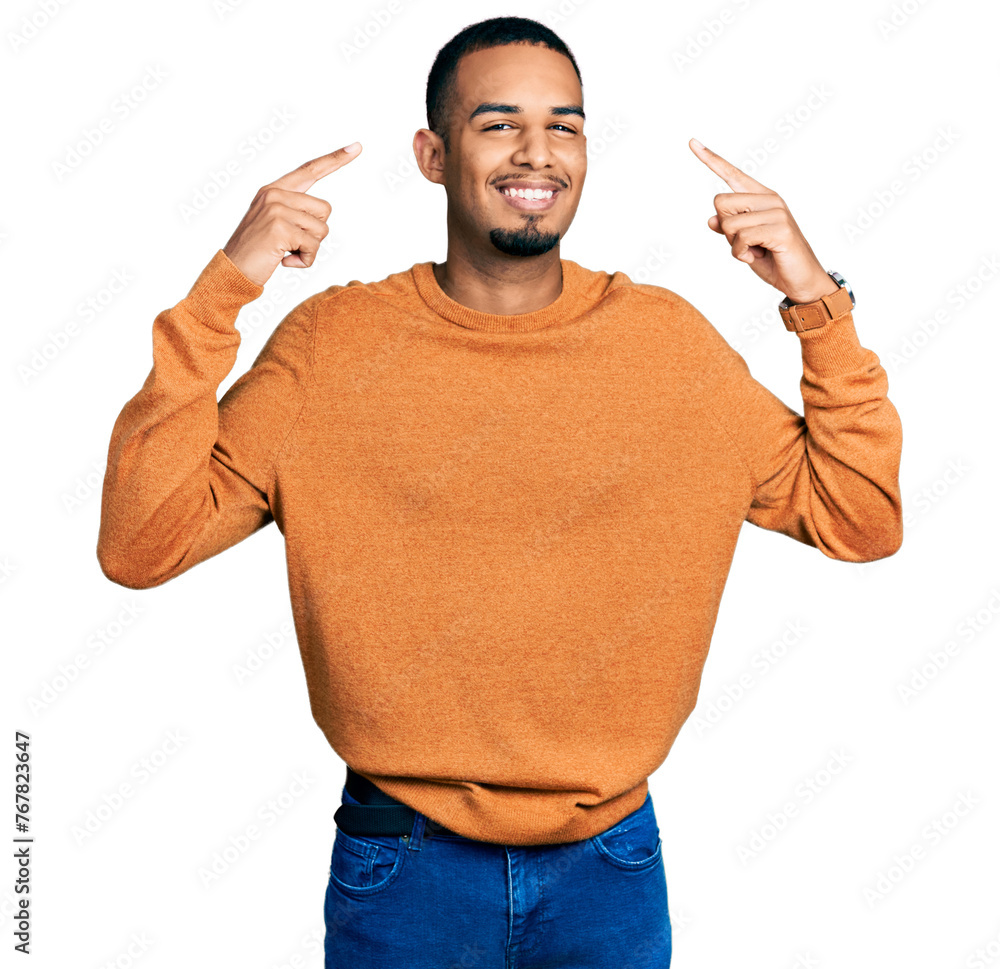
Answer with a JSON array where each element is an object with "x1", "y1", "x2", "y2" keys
[{"x1": 509, "y1": 125, "x2": 558, "y2": 170}]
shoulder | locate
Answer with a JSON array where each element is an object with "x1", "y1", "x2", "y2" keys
[{"x1": 573, "y1": 262, "x2": 739, "y2": 356}]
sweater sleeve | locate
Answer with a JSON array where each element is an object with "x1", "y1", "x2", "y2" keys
[
  {"x1": 697, "y1": 300, "x2": 904, "y2": 562},
  {"x1": 97, "y1": 249, "x2": 317, "y2": 589}
]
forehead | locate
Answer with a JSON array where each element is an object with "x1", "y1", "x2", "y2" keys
[{"x1": 451, "y1": 43, "x2": 582, "y2": 112}]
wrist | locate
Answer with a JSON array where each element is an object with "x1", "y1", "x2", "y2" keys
[{"x1": 783, "y1": 275, "x2": 841, "y2": 305}]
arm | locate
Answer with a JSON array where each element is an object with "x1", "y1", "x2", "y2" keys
[
  {"x1": 683, "y1": 138, "x2": 903, "y2": 561},
  {"x1": 96, "y1": 251, "x2": 317, "y2": 588},
  {"x1": 703, "y1": 301, "x2": 903, "y2": 562},
  {"x1": 97, "y1": 143, "x2": 362, "y2": 588}
]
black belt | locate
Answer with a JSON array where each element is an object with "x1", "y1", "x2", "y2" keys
[{"x1": 333, "y1": 766, "x2": 462, "y2": 838}]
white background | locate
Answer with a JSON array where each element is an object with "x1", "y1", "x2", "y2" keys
[{"x1": 4, "y1": 0, "x2": 999, "y2": 966}]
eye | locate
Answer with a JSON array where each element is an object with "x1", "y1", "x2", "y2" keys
[{"x1": 482, "y1": 123, "x2": 578, "y2": 132}]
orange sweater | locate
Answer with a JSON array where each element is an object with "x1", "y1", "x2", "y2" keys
[{"x1": 98, "y1": 249, "x2": 903, "y2": 845}]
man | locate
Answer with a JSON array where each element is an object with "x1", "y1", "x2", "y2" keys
[{"x1": 97, "y1": 15, "x2": 903, "y2": 968}]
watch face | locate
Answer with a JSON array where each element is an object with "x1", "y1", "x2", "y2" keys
[{"x1": 830, "y1": 271, "x2": 856, "y2": 307}]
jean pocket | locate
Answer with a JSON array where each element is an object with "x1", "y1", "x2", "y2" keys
[
  {"x1": 329, "y1": 830, "x2": 406, "y2": 896},
  {"x1": 590, "y1": 792, "x2": 663, "y2": 872}
]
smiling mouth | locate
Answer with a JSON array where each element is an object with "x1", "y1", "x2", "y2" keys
[{"x1": 496, "y1": 186, "x2": 560, "y2": 211}]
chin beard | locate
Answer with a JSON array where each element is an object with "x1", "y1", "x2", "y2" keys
[{"x1": 489, "y1": 220, "x2": 561, "y2": 257}]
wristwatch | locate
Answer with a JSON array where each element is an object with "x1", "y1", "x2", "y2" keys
[{"x1": 779, "y1": 271, "x2": 855, "y2": 332}]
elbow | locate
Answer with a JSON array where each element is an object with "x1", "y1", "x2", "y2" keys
[
  {"x1": 96, "y1": 545, "x2": 157, "y2": 590},
  {"x1": 827, "y1": 514, "x2": 904, "y2": 563},
  {"x1": 863, "y1": 497, "x2": 905, "y2": 561},
  {"x1": 853, "y1": 525, "x2": 903, "y2": 562}
]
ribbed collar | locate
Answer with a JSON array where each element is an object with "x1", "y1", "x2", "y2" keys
[{"x1": 411, "y1": 259, "x2": 593, "y2": 333}]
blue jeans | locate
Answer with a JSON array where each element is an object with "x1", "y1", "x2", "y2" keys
[{"x1": 323, "y1": 781, "x2": 671, "y2": 968}]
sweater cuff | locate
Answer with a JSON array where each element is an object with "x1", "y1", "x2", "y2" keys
[
  {"x1": 184, "y1": 249, "x2": 265, "y2": 332},
  {"x1": 795, "y1": 309, "x2": 870, "y2": 376}
]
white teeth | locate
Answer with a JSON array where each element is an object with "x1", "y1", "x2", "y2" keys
[{"x1": 501, "y1": 187, "x2": 554, "y2": 200}]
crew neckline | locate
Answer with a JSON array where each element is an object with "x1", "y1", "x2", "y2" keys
[{"x1": 411, "y1": 259, "x2": 583, "y2": 333}]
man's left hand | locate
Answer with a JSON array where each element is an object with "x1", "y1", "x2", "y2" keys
[{"x1": 689, "y1": 138, "x2": 838, "y2": 304}]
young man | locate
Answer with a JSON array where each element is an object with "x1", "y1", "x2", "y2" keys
[{"x1": 97, "y1": 15, "x2": 903, "y2": 968}]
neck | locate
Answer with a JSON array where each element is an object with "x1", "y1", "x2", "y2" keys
[{"x1": 432, "y1": 245, "x2": 563, "y2": 316}]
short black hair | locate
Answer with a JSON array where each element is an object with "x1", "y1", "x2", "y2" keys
[{"x1": 426, "y1": 16, "x2": 583, "y2": 153}]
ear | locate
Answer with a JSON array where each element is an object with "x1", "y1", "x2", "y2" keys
[{"x1": 413, "y1": 128, "x2": 446, "y2": 185}]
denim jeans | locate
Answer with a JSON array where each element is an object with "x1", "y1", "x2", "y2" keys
[{"x1": 323, "y1": 780, "x2": 671, "y2": 968}]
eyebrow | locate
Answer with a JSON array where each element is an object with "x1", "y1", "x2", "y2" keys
[{"x1": 468, "y1": 102, "x2": 586, "y2": 122}]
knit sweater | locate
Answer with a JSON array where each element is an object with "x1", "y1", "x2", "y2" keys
[{"x1": 97, "y1": 249, "x2": 903, "y2": 845}]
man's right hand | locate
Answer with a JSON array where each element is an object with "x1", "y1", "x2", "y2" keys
[{"x1": 222, "y1": 142, "x2": 362, "y2": 287}]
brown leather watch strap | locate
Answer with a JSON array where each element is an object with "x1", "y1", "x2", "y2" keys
[{"x1": 780, "y1": 284, "x2": 854, "y2": 332}]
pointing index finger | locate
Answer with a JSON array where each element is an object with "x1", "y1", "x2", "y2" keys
[
  {"x1": 689, "y1": 138, "x2": 768, "y2": 194},
  {"x1": 269, "y1": 142, "x2": 363, "y2": 194}
]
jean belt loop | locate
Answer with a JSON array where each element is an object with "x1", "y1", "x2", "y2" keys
[{"x1": 408, "y1": 809, "x2": 427, "y2": 852}]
